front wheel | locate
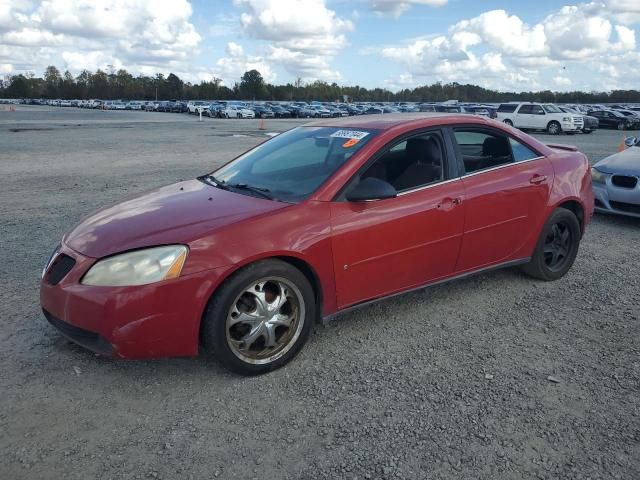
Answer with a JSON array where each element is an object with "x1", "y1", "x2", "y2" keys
[
  {"x1": 547, "y1": 121, "x2": 561, "y2": 135},
  {"x1": 201, "y1": 260, "x2": 315, "y2": 375},
  {"x1": 582, "y1": 129, "x2": 593, "y2": 134},
  {"x1": 521, "y1": 208, "x2": 581, "y2": 281},
  {"x1": 617, "y1": 122, "x2": 626, "y2": 130}
]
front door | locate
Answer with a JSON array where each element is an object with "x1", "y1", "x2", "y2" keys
[{"x1": 330, "y1": 130, "x2": 465, "y2": 308}]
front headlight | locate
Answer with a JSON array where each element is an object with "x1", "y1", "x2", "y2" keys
[
  {"x1": 82, "y1": 245, "x2": 188, "y2": 287},
  {"x1": 591, "y1": 168, "x2": 608, "y2": 184},
  {"x1": 562, "y1": 117, "x2": 571, "y2": 122}
]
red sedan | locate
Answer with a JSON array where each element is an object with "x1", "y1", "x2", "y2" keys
[{"x1": 41, "y1": 114, "x2": 594, "y2": 374}]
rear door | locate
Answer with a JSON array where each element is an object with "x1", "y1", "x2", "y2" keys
[
  {"x1": 514, "y1": 104, "x2": 533, "y2": 128},
  {"x1": 529, "y1": 104, "x2": 547, "y2": 129},
  {"x1": 330, "y1": 129, "x2": 465, "y2": 308},
  {"x1": 450, "y1": 127, "x2": 554, "y2": 272}
]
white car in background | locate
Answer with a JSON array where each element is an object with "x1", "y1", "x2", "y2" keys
[
  {"x1": 222, "y1": 105, "x2": 255, "y2": 119},
  {"x1": 187, "y1": 101, "x2": 210, "y2": 114},
  {"x1": 497, "y1": 102, "x2": 583, "y2": 135},
  {"x1": 308, "y1": 104, "x2": 332, "y2": 118}
]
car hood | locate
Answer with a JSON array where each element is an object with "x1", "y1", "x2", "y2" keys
[
  {"x1": 594, "y1": 147, "x2": 640, "y2": 176},
  {"x1": 64, "y1": 179, "x2": 288, "y2": 258}
]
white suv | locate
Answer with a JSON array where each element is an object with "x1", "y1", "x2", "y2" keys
[{"x1": 496, "y1": 103, "x2": 583, "y2": 135}]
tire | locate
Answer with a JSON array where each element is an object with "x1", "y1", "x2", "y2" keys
[
  {"x1": 521, "y1": 208, "x2": 581, "y2": 281},
  {"x1": 582, "y1": 129, "x2": 593, "y2": 134},
  {"x1": 503, "y1": 119, "x2": 513, "y2": 126},
  {"x1": 547, "y1": 121, "x2": 561, "y2": 135},
  {"x1": 201, "y1": 259, "x2": 315, "y2": 375},
  {"x1": 617, "y1": 122, "x2": 626, "y2": 131}
]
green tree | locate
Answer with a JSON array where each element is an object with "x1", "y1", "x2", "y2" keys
[
  {"x1": 239, "y1": 69, "x2": 268, "y2": 100},
  {"x1": 44, "y1": 65, "x2": 61, "y2": 98}
]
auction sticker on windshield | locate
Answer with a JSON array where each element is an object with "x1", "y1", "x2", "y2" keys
[{"x1": 330, "y1": 130, "x2": 370, "y2": 140}]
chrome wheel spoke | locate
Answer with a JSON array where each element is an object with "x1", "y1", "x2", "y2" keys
[
  {"x1": 236, "y1": 325, "x2": 265, "y2": 352},
  {"x1": 226, "y1": 277, "x2": 305, "y2": 364},
  {"x1": 263, "y1": 323, "x2": 279, "y2": 348},
  {"x1": 269, "y1": 313, "x2": 294, "y2": 329}
]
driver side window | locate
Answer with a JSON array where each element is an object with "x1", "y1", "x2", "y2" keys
[{"x1": 360, "y1": 132, "x2": 445, "y2": 192}]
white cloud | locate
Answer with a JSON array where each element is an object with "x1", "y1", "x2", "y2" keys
[
  {"x1": 452, "y1": 10, "x2": 547, "y2": 57},
  {"x1": 381, "y1": 3, "x2": 639, "y2": 91},
  {"x1": 369, "y1": 0, "x2": 448, "y2": 17},
  {"x1": 553, "y1": 76, "x2": 572, "y2": 87},
  {"x1": 231, "y1": 0, "x2": 352, "y2": 81},
  {"x1": 213, "y1": 41, "x2": 276, "y2": 85},
  {"x1": 0, "y1": 0, "x2": 201, "y2": 76}
]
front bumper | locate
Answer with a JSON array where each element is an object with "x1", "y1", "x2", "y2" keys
[
  {"x1": 593, "y1": 181, "x2": 640, "y2": 218},
  {"x1": 561, "y1": 121, "x2": 583, "y2": 132},
  {"x1": 40, "y1": 243, "x2": 228, "y2": 359}
]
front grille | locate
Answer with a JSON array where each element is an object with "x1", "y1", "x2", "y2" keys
[
  {"x1": 45, "y1": 254, "x2": 75, "y2": 285},
  {"x1": 611, "y1": 175, "x2": 638, "y2": 189},
  {"x1": 43, "y1": 309, "x2": 113, "y2": 356},
  {"x1": 610, "y1": 201, "x2": 640, "y2": 214},
  {"x1": 594, "y1": 199, "x2": 605, "y2": 208}
]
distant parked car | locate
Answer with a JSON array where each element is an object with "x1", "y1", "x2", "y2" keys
[
  {"x1": 558, "y1": 106, "x2": 599, "y2": 134},
  {"x1": 187, "y1": 101, "x2": 210, "y2": 114},
  {"x1": 615, "y1": 110, "x2": 640, "y2": 129},
  {"x1": 171, "y1": 101, "x2": 188, "y2": 113},
  {"x1": 587, "y1": 110, "x2": 635, "y2": 130},
  {"x1": 156, "y1": 101, "x2": 174, "y2": 112},
  {"x1": 222, "y1": 106, "x2": 255, "y2": 119},
  {"x1": 126, "y1": 101, "x2": 143, "y2": 110},
  {"x1": 591, "y1": 136, "x2": 640, "y2": 217},
  {"x1": 497, "y1": 103, "x2": 583, "y2": 135},
  {"x1": 252, "y1": 105, "x2": 275, "y2": 119},
  {"x1": 308, "y1": 105, "x2": 332, "y2": 118},
  {"x1": 270, "y1": 105, "x2": 292, "y2": 118}
]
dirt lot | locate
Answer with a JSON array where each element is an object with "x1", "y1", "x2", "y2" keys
[{"x1": 1, "y1": 106, "x2": 639, "y2": 480}]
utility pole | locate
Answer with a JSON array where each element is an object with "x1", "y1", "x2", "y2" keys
[{"x1": 155, "y1": 87, "x2": 158, "y2": 101}]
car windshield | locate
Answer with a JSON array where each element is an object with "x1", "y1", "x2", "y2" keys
[
  {"x1": 543, "y1": 104, "x2": 562, "y2": 113},
  {"x1": 210, "y1": 126, "x2": 378, "y2": 203}
]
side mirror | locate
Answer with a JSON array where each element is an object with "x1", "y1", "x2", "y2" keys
[
  {"x1": 346, "y1": 177, "x2": 397, "y2": 202},
  {"x1": 624, "y1": 136, "x2": 637, "y2": 147}
]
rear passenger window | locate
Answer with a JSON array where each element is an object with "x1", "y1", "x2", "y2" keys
[
  {"x1": 453, "y1": 130, "x2": 514, "y2": 174},
  {"x1": 509, "y1": 138, "x2": 539, "y2": 162},
  {"x1": 517, "y1": 105, "x2": 532, "y2": 114},
  {"x1": 498, "y1": 104, "x2": 518, "y2": 113}
]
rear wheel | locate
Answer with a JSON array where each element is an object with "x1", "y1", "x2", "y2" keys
[
  {"x1": 522, "y1": 208, "x2": 581, "y2": 281},
  {"x1": 547, "y1": 121, "x2": 561, "y2": 135},
  {"x1": 201, "y1": 260, "x2": 315, "y2": 375},
  {"x1": 503, "y1": 119, "x2": 513, "y2": 126}
]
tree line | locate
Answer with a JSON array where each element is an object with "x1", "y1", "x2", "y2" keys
[{"x1": 2, "y1": 65, "x2": 640, "y2": 104}]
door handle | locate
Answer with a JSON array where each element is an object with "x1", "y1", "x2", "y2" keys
[{"x1": 529, "y1": 174, "x2": 547, "y2": 185}]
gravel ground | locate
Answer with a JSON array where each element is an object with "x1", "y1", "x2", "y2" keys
[{"x1": 1, "y1": 106, "x2": 639, "y2": 480}]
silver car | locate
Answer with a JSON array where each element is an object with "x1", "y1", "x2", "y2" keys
[{"x1": 592, "y1": 137, "x2": 640, "y2": 217}]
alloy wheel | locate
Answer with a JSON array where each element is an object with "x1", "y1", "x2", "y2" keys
[
  {"x1": 226, "y1": 277, "x2": 305, "y2": 365},
  {"x1": 543, "y1": 222, "x2": 572, "y2": 272}
]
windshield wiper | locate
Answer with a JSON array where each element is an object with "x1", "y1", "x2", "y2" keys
[
  {"x1": 229, "y1": 183, "x2": 274, "y2": 200},
  {"x1": 202, "y1": 174, "x2": 231, "y2": 190}
]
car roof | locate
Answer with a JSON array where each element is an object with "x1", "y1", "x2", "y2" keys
[{"x1": 305, "y1": 112, "x2": 488, "y2": 131}]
